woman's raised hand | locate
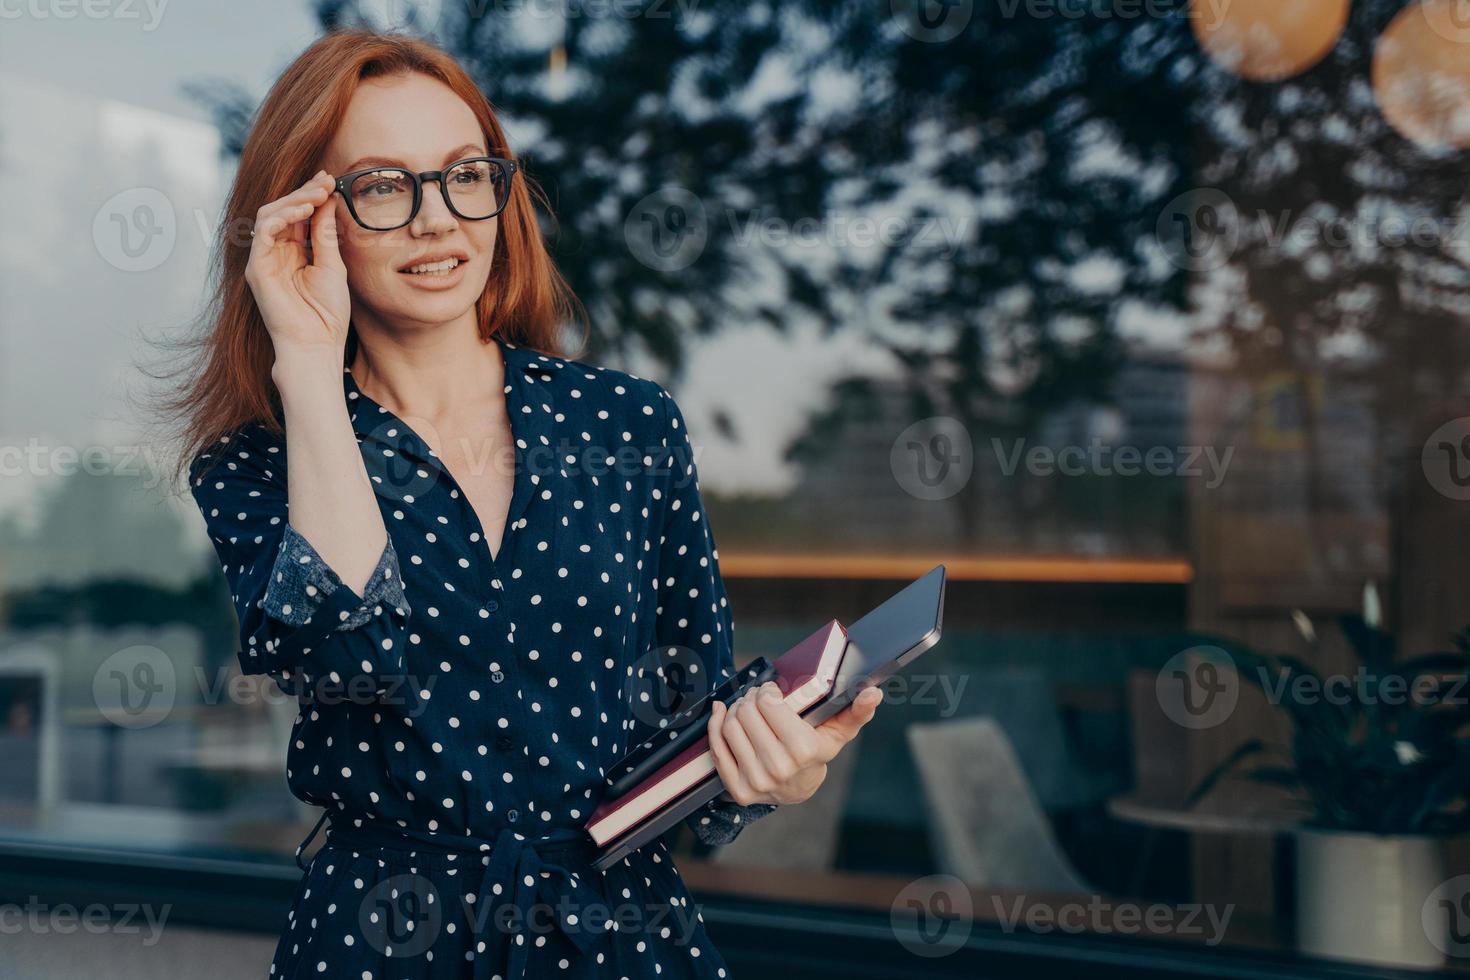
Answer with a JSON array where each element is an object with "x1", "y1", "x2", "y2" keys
[{"x1": 245, "y1": 171, "x2": 351, "y2": 359}]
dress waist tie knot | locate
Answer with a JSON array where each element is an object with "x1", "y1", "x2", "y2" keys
[{"x1": 296, "y1": 811, "x2": 605, "y2": 980}]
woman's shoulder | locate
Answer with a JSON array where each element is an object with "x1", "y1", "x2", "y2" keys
[
  {"x1": 187, "y1": 418, "x2": 286, "y2": 486},
  {"x1": 504, "y1": 341, "x2": 675, "y2": 431}
]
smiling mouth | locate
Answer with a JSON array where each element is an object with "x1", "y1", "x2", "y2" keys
[{"x1": 401, "y1": 257, "x2": 465, "y2": 276}]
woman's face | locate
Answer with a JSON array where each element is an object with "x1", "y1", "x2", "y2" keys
[{"x1": 321, "y1": 72, "x2": 500, "y2": 332}]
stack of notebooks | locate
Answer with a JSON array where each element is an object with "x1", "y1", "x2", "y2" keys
[{"x1": 585, "y1": 564, "x2": 946, "y2": 871}]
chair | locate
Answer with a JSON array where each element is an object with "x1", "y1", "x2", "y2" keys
[
  {"x1": 907, "y1": 716, "x2": 1091, "y2": 893},
  {"x1": 955, "y1": 665, "x2": 1106, "y2": 811},
  {"x1": 710, "y1": 728, "x2": 862, "y2": 870}
]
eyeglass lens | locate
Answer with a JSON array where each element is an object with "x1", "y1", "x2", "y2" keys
[{"x1": 347, "y1": 159, "x2": 508, "y2": 228}]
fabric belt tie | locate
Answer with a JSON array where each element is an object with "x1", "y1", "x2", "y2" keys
[{"x1": 294, "y1": 810, "x2": 605, "y2": 980}]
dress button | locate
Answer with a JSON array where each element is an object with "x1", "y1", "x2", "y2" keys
[
  {"x1": 491, "y1": 669, "x2": 505, "y2": 684},
  {"x1": 484, "y1": 599, "x2": 499, "y2": 613},
  {"x1": 507, "y1": 808, "x2": 520, "y2": 823},
  {"x1": 495, "y1": 735, "x2": 514, "y2": 750}
]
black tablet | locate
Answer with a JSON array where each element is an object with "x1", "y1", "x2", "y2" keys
[
  {"x1": 589, "y1": 563, "x2": 946, "y2": 871},
  {"x1": 799, "y1": 563, "x2": 946, "y2": 727}
]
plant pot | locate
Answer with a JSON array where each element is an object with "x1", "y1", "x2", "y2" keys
[{"x1": 1295, "y1": 828, "x2": 1448, "y2": 970}]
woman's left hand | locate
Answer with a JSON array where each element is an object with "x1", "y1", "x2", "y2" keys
[{"x1": 707, "y1": 682, "x2": 884, "y2": 806}]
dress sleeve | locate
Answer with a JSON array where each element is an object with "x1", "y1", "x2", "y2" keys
[
  {"x1": 648, "y1": 386, "x2": 778, "y2": 846},
  {"x1": 188, "y1": 426, "x2": 412, "y2": 700}
]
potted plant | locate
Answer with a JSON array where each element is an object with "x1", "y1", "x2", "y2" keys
[{"x1": 1188, "y1": 585, "x2": 1470, "y2": 970}]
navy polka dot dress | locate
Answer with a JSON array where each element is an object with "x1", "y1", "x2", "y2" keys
[{"x1": 188, "y1": 334, "x2": 777, "y2": 979}]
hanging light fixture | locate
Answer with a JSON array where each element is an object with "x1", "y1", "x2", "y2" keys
[
  {"x1": 1190, "y1": 0, "x2": 1351, "y2": 81},
  {"x1": 1373, "y1": 0, "x2": 1470, "y2": 150}
]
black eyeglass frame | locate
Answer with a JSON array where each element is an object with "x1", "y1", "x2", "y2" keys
[{"x1": 332, "y1": 156, "x2": 519, "y2": 230}]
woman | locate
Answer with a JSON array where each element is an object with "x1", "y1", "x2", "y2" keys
[{"x1": 177, "y1": 29, "x2": 883, "y2": 980}]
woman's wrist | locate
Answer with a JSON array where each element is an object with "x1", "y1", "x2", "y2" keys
[{"x1": 271, "y1": 345, "x2": 346, "y2": 388}]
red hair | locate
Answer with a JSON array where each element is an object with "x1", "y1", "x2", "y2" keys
[{"x1": 157, "y1": 28, "x2": 585, "y2": 486}]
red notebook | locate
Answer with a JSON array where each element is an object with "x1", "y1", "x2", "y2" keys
[{"x1": 586, "y1": 619, "x2": 848, "y2": 846}]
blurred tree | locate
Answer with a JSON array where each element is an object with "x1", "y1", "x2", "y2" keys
[{"x1": 186, "y1": 2, "x2": 1469, "y2": 551}]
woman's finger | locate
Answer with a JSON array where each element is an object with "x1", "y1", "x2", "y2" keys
[
  {"x1": 251, "y1": 175, "x2": 334, "y2": 249},
  {"x1": 308, "y1": 179, "x2": 344, "y2": 273},
  {"x1": 707, "y1": 700, "x2": 756, "y2": 801},
  {"x1": 813, "y1": 686, "x2": 884, "y2": 751},
  {"x1": 737, "y1": 686, "x2": 802, "y2": 781},
  {"x1": 750, "y1": 681, "x2": 828, "y2": 765},
  {"x1": 719, "y1": 695, "x2": 771, "y2": 792}
]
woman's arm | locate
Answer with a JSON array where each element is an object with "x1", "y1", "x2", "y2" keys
[
  {"x1": 188, "y1": 362, "x2": 414, "y2": 705},
  {"x1": 272, "y1": 348, "x2": 389, "y2": 599},
  {"x1": 641, "y1": 382, "x2": 779, "y2": 846},
  {"x1": 187, "y1": 170, "x2": 411, "y2": 700}
]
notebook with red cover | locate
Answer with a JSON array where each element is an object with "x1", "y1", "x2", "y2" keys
[
  {"x1": 586, "y1": 563, "x2": 946, "y2": 872},
  {"x1": 585, "y1": 619, "x2": 847, "y2": 848}
]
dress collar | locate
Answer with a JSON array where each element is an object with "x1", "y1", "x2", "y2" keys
[{"x1": 340, "y1": 334, "x2": 560, "y2": 543}]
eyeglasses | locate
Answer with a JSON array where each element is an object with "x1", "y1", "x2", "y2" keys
[{"x1": 332, "y1": 156, "x2": 518, "y2": 231}]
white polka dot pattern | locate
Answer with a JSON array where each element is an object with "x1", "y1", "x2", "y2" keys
[{"x1": 187, "y1": 336, "x2": 773, "y2": 978}]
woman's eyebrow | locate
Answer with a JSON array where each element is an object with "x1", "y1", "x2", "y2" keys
[{"x1": 343, "y1": 143, "x2": 488, "y2": 171}]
